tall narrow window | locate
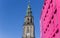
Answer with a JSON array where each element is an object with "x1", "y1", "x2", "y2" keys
[
  {"x1": 44, "y1": 18, "x2": 45, "y2": 21},
  {"x1": 27, "y1": 18, "x2": 29, "y2": 21},
  {"x1": 47, "y1": 24, "x2": 49, "y2": 27},
  {"x1": 27, "y1": 27, "x2": 29, "y2": 33},
  {"x1": 53, "y1": 34, "x2": 55, "y2": 37},
  {"x1": 46, "y1": 28, "x2": 47, "y2": 31},
  {"x1": 27, "y1": 18, "x2": 29, "y2": 24},
  {"x1": 51, "y1": 15, "x2": 54, "y2": 19},
  {"x1": 48, "y1": 5, "x2": 50, "y2": 9},
  {"x1": 30, "y1": 19, "x2": 32, "y2": 23},
  {"x1": 46, "y1": 10, "x2": 48, "y2": 13},
  {"x1": 45, "y1": 15, "x2": 46, "y2": 17},
  {"x1": 49, "y1": 20, "x2": 51, "y2": 24},
  {"x1": 50, "y1": 0, "x2": 52, "y2": 3},
  {"x1": 44, "y1": 2, "x2": 46, "y2": 5},
  {"x1": 56, "y1": 29, "x2": 59, "y2": 34},
  {"x1": 54, "y1": 9, "x2": 57, "y2": 14}
]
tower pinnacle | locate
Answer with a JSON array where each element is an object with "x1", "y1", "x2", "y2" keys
[{"x1": 26, "y1": 0, "x2": 32, "y2": 16}]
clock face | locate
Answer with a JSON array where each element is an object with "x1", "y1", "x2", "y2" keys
[{"x1": 27, "y1": 33, "x2": 30, "y2": 36}]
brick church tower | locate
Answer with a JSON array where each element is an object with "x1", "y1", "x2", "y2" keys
[
  {"x1": 40, "y1": 0, "x2": 60, "y2": 38},
  {"x1": 22, "y1": 0, "x2": 35, "y2": 38}
]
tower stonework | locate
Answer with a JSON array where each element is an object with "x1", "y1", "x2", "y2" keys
[{"x1": 22, "y1": 1, "x2": 35, "y2": 38}]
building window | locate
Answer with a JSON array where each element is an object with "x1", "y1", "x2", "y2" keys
[
  {"x1": 30, "y1": 19, "x2": 32, "y2": 23},
  {"x1": 46, "y1": 10, "x2": 48, "y2": 13},
  {"x1": 44, "y1": 2, "x2": 46, "y2": 5},
  {"x1": 27, "y1": 22, "x2": 29, "y2": 24},
  {"x1": 49, "y1": 20, "x2": 51, "y2": 24},
  {"x1": 54, "y1": 9, "x2": 57, "y2": 14},
  {"x1": 27, "y1": 18, "x2": 29, "y2": 24},
  {"x1": 56, "y1": 29, "x2": 59, "y2": 34},
  {"x1": 27, "y1": 18, "x2": 29, "y2": 21},
  {"x1": 47, "y1": 24, "x2": 49, "y2": 27},
  {"x1": 44, "y1": 18, "x2": 45, "y2": 21},
  {"x1": 50, "y1": 0, "x2": 52, "y2": 3},
  {"x1": 51, "y1": 15, "x2": 54, "y2": 19},
  {"x1": 48, "y1": 5, "x2": 50, "y2": 9},
  {"x1": 46, "y1": 28, "x2": 47, "y2": 31},
  {"x1": 53, "y1": 34, "x2": 55, "y2": 37},
  {"x1": 44, "y1": 31, "x2": 46, "y2": 34},
  {"x1": 44, "y1": 28, "x2": 47, "y2": 34},
  {"x1": 45, "y1": 15, "x2": 46, "y2": 17},
  {"x1": 27, "y1": 27, "x2": 29, "y2": 33}
]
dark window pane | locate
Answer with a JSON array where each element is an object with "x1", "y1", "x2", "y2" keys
[
  {"x1": 47, "y1": 25, "x2": 49, "y2": 27},
  {"x1": 48, "y1": 5, "x2": 50, "y2": 9},
  {"x1": 44, "y1": 2, "x2": 46, "y2": 5},
  {"x1": 53, "y1": 34, "x2": 55, "y2": 37},
  {"x1": 44, "y1": 31, "x2": 46, "y2": 34},
  {"x1": 30, "y1": 19, "x2": 32, "y2": 23},
  {"x1": 56, "y1": 29, "x2": 59, "y2": 33},
  {"x1": 28, "y1": 18, "x2": 29, "y2": 21},
  {"x1": 27, "y1": 22, "x2": 29, "y2": 24},
  {"x1": 50, "y1": 0, "x2": 52, "y2": 3},
  {"x1": 45, "y1": 15, "x2": 46, "y2": 17},
  {"x1": 46, "y1": 10, "x2": 48, "y2": 13},
  {"x1": 54, "y1": 9, "x2": 57, "y2": 14},
  {"x1": 51, "y1": 15, "x2": 54, "y2": 19},
  {"x1": 46, "y1": 28, "x2": 47, "y2": 31},
  {"x1": 49, "y1": 20, "x2": 51, "y2": 24},
  {"x1": 44, "y1": 18, "x2": 45, "y2": 21}
]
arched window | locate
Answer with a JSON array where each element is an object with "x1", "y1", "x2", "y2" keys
[{"x1": 27, "y1": 18, "x2": 29, "y2": 21}]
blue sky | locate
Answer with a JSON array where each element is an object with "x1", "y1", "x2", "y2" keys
[{"x1": 0, "y1": 0, "x2": 44, "y2": 38}]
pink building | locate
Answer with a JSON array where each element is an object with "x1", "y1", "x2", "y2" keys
[{"x1": 40, "y1": 0, "x2": 60, "y2": 38}]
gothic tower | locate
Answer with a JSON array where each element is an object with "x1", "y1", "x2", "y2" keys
[{"x1": 22, "y1": 1, "x2": 35, "y2": 38}]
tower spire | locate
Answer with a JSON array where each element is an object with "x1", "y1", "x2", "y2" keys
[{"x1": 26, "y1": 0, "x2": 32, "y2": 16}]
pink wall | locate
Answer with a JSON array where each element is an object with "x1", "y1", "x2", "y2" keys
[{"x1": 40, "y1": 0, "x2": 60, "y2": 38}]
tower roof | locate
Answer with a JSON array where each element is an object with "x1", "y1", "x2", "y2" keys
[{"x1": 26, "y1": 0, "x2": 32, "y2": 16}]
